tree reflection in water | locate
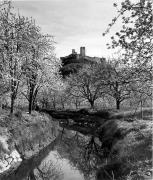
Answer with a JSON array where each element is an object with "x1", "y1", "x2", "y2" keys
[
  {"x1": 35, "y1": 160, "x2": 63, "y2": 180},
  {"x1": 23, "y1": 130, "x2": 104, "y2": 180},
  {"x1": 56, "y1": 130, "x2": 104, "y2": 180},
  {"x1": 27, "y1": 160, "x2": 63, "y2": 180}
]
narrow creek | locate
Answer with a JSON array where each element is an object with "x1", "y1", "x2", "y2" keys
[
  {"x1": 1, "y1": 109, "x2": 151, "y2": 180},
  {"x1": 0, "y1": 109, "x2": 108, "y2": 180},
  {"x1": 0, "y1": 127, "x2": 100, "y2": 180},
  {"x1": 35, "y1": 129, "x2": 95, "y2": 180}
]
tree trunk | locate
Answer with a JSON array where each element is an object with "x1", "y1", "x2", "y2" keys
[
  {"x1": 75, "y1": 99, "x2": 78, "y2": 109},
  {"x1": 52, "y1": 94, "x2": 56, "y2": 109},
  {"x1": 0, "y1": 97, "x2": 2, "y2": 110},
  {"x1": 32, "y1": 88, "x2": 38, "y2": 110},
  {"x1": 53, "y1": 101, "x2": 56, "y2": 109},
  {"x1": 29, "y1": 83, "x2": 34, "y2": 114},
  {"x1": 29, "y1": 97, "x2": 32, "y2": 114},
  {"x1": 10, "y1": 94, "x2": 15, "y2": 114},
  {"x1": 90, "y1": 100, "x2": 94, "y2": 109},
  {"x1": 29, "y1": 92, "x2": 33, "y2": 114},
  {"x1": 10, "y1": 80, "x2": 16, "y2": 114},
  {"x1": 116, "y1": 99, "x2": 120, "y2": 110},
  {"x1": 75, "y1": 102, "x2": 78, "y2": 109},
  {"x1": 45, "y1": 101, "x2": 48, "y2": 109},
  {"x1": 61, "y1": 97, "x2": 65, "y2": 109},
  {"x1": 28, "y1": 171, "x2": 37, "y2": 180},
  {"x1": 61, "y1": 102, "x2": 65, "y2": 109}
]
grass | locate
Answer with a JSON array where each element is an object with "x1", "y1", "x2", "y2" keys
[
  {"x1": 94, "y1": 107, "x2": 152, "y2": 120},
  {"x1": 0, "y1": 109, "x2": 59, "y2": 161},
  {"x1": 112, "y1": 107, "x2": 152, "y2": 120},
  {"x1": 94, "y1": 106, "x2": 152, "y2": 180},
  {"x1": 107, "y1": 118, "x2": 152, "y2": 179}
]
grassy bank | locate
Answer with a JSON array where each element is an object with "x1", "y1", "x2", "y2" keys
[
  {"x1": 95, "y1": 108, "x2": 152, "y2": 180},
  {"x1": 0, "y1": 109, "x2": 59, "y2": 172}
]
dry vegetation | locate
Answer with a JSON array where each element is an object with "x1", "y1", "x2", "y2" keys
[
  {"x1": 0, "y1": 109, "x2": 59, "y2": 162},
  {"x1": 95, "y1": 108, "x2": 153, "y2": 180}
]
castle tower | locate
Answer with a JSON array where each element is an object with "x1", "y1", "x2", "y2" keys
[
  {"x1": 80, "y1": 47, "x2": 85, "y2": 57},
  {"x1": 72, "y1": 49, "x2": 76, "y2": 54}
]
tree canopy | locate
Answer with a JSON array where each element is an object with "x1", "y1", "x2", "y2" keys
[
  {"x1": 104, "y1": 0, "x2": 152, "y2": 67},
  {"x1": 0, "y1": 1, "x2": 61, "y2": 113}
]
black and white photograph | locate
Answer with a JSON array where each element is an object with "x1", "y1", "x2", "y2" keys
[{"x1": 0, "y1": 0, "x2": 152, "y2": 179}]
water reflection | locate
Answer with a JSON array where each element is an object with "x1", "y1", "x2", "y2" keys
[
  {"x1": 44, "y1": 151, "x2": 84, "y2": 180},
  {"x1": 34, "y1": 156, "x2": 63, "y2": 180},
  {"x1": 0, "y1": 135, "x2": 61, "y2": 180},
  {"x1": 0, "y1": 130, "x2": 103, "y2": 180},
  {"x1": 53, "y1": 130, "x2": 103, "y2": 180},
  {"x1": 35, "y1": 129, "x2": 103, "y2": 180},
  {"x1": 33, "y1": 129, "x2": 102, "y2": 180}
]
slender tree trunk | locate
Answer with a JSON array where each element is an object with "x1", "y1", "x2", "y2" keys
[
  {"x1": 29, "y1": 93, "x2": 33, "y2": 114},
  {"x1": 75, "y1": 99, "x2": 78, "y2": 109},
  {"x1": 32, "y1": 88, "x2": 38, "y2": 110},
  {"x1": 115, "y1": 81, "x2": 121, "y2": 110},
  {"x1": 10, "y1": 80, "x2": 16, "y2": 114},
  {"x1": 10, "y1": 94, "x2": 15, "y2": 114},
  {"x1": 78, "y1": 101, "x2": 81, "y2": 109},
  {"x1": 90, "y1": 100, "x2": 94, "y2": 109},
  {"x1": 116, "y1": 99, "x2": 120, "y2": 110},
  {"x1": 0, "y1": 97, "x2": 2, "y2": 110},
  {"x1": 29, "y1": 83, "x2": 34, "y2": 114},
  {"x1": 52, "y1": 94, "x2": 56, "y2": 109},
  {"x1": 61, "y1": 101, "x2": 65, "y2": 109},
  {"x1": 45, "y1": 101, "x2": 48, "y2": 109},
  {"x1": 29, "y1": 171, "x2": 37, "y2": 180},
  {"x1": 61, "y1": 97, "x2": 65, "y2": 109},
  {"x1": 53, "y1": 101, "x2": 56, "y2": 109},
  {"x1": 29, "y1": 97, "x2": 32, "y2": 114}
]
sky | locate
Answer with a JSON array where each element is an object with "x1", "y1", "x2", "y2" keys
[{"x1": 12, "y1": 0, "x2": 124, "y2": 58}]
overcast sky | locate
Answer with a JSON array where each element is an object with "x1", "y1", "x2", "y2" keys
[{"x1": 12, "y1": 0, "x2": 124, "y2": 58}]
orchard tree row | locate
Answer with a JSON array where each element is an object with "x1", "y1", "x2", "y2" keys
[
  {"x1": 0, "y1": 1, "x2": 61, "y2": 114},
  {"x1": 65, "y1": 0, "x2": 152, "y2": 110}
]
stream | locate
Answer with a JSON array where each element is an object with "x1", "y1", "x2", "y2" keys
[
  {"x1": 36, "y1": 129, "x2": 95, "y2": 180},
  {"x1": 1, "y1": 109, "x2": 151, "y2": 180},
  {"x1": 0, "y1": 109, "x2": 108, "y2": 180},
  {"x1": 0, "y1": 128, "x2": 101, "y2": 180}
]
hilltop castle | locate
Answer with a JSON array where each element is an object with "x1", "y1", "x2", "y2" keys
[{"x1": 60, "y1": 47, "x2": 105, "y2": 77}]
